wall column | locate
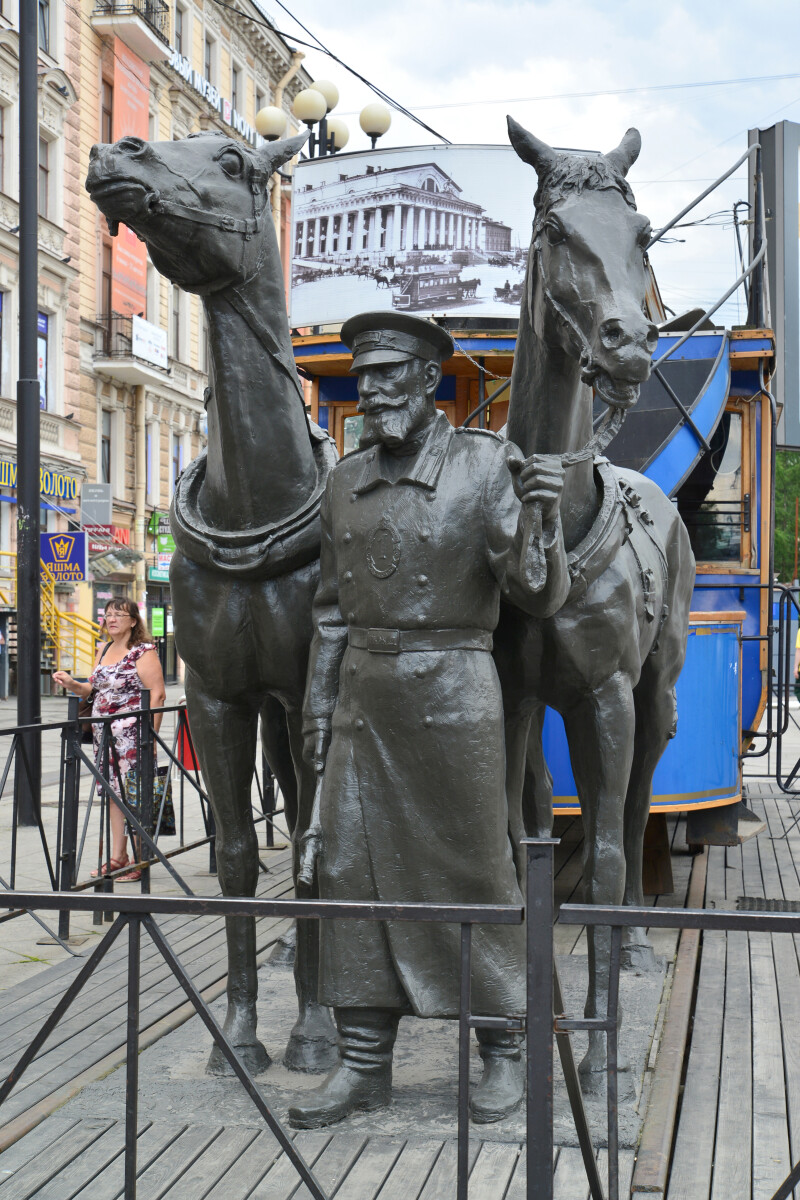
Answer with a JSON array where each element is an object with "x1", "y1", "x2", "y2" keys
[{"x1": 392, "y1": 203, "x2": 403, "y2": 253}]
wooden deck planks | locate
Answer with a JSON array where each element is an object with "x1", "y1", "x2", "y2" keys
[
  {"x1": 0, "y1": 1117, "x2": 115, "y2": 1198},
  {"x1": 331, "y1": 1137, "x2": 405, "y2": 1199},
  {"x1": 149, "y1": 1125, "x2": 261, "y2": 1200},
  {"x1": 201, "y1": 1129, "x2": 287, "y2": 1200},
  {"x1": 69, "y1": 1122, "x2": 191, "y2": 1200},
  {"x1": 466, "y1": 1141, "x2": 521, "y2": 1198},
  {"x1": 135, "y1": 1124, "x2": 224, "y2": 1200},
  {"x1": 750, "y1": 934, "x2": 792, "y2": 1200},
  {"x1": 370, "y1": 1138, "x2": 443, "y2": 1200}
]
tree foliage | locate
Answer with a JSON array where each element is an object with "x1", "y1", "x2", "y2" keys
[{"x1": 774, "y1": 450, "x2": 800, "y2": 582}]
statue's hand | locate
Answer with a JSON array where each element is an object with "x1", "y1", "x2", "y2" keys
[
  {"x1": 508, "y1": 453, "x2": 565, "y2": 524},
  {"x1": 302, "y1": 725, "x2": 331, "y2": 773},
  {"x1": 297, "y1": 822, "x2": 323, "y2": 892}
]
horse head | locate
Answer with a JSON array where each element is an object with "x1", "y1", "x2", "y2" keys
[
  {"x1": 508, "y1": 116, "x2": 657, "y2": 410},
  {"x1": 85, "y1": 129, "x2": 307, "y2": 295}
]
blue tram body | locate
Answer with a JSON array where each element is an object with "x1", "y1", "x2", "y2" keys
[{"x1": 294, "y1": 325, "x2": 774, "y2": 816}]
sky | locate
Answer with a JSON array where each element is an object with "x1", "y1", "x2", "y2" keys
[{"x1": 256, "y1": 0, "x2": 800, "y2": 327}]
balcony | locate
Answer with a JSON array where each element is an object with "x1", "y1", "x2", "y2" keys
[
  {"x1": 93, "y1": 313, "x2": 172, "y2": 387},
  {"x1": 90, "y1": 0, "x2": 171, "y2": 63}
]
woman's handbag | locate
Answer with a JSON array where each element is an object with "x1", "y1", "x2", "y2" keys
[
  {"x1": 78, "y1": 693, "x2": 95, "y2": 744},
  {"x1": 123, "y1": 765, "x2": 176, "y2": 836}
]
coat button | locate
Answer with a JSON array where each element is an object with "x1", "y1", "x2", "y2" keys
[
  {"x1": 344, "y1": 570, "x2": 353, "y2": 582},
  {"x1": 347, "y1": 611, "x2": 356, "y2": 622},
  {"x1": 414, "y1": 667, "x2": 425, "y2": 678},
  {"x1": 355, "y1": 718, "x2": 364, "y2": 730},
  {"x1": 349, "y1": 664, "x2": 357, "y2": 675},
  {"x1": 343, "y1": 532, "x2": 352, "y2": 543},
  {"x1": 423, "y1": 715, "x2": 433, "y2": 727},
  {"x1": 419, "y1": 529, "x2": 430, "y2": 541},
  {"x1": 416, "y1": 575, "x2": 428, "y2": 586}
]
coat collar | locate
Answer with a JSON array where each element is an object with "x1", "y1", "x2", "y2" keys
[{"x1": 353, "y1": 410, "x2": 452, "y2": 495}]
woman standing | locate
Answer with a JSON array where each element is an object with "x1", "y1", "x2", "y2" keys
[{"x1": 53, "y1": 597, "x2": 167, "y2": 881}]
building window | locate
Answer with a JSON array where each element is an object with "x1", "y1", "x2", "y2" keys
[
  {"x1": 319, "y1": 217, "x2": 328, "y2": 256},
  {"x1": 171, "y1": 433, "x2": 183, "y2": 494},
  {"x1": 174, "y1": 3, "x2": 184, "y2": 55},
  {"x1": 38, "y1": 137, "x2": 49, "y2": 219},
  {"x1": 255, "y1": 88, "x2": 264, "y2": 115},
  {"x1": 331, "y1": 215, "x2": 341, "y2": 253},
  {"x1": 231, "y1": 65, "x2": 241, "y2": 113},
  {"x1": 101, "y1": 81, "x2": 113, "y2": 144},
  {"x1": 101, "y1": 410, "x2": 112, "y2": 484},
  {"x1": 38, "y1": 0, "x2": 50, "y2": 54},
  {"x1": 362, "y1": 211, "x2": 370, "y2": 251},
  {"x1": 204, "y1": 36, "x2": 214, "y2": 84},
  {"x1": 295, "y1": 222, "x2": 303, "y2": 257},
  {"x1": 171, "y1": 287, "x2": 181, "y2": 359},
  {"x1": 37, "y1": 313, "x2": 48, "y2": 410},
  {"x1": 146, "y1": 424, "x2": 154, "y2": 502},
  {"x1": 346, "y1": 212, "x2": 355, "y2": 252},
  {"x1": 101, "y1": 241, "x2": 113, "y2": 319}
]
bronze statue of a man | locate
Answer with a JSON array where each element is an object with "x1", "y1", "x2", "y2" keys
[{"x1": 290, "y1": 311, "x2": 570, "y2": 1130}]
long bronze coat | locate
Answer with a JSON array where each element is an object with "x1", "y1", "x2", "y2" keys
[{"x1": 304, "y1": 412, "x2": 569, "y2": 1017}]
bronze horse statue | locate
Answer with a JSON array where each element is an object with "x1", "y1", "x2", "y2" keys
[
  {"x1": 85, "y1": 129, "x2": 338, "y2": 1075},
  {"x1": 496, "y1": 118, "x2": 696, "y2": 1083}
]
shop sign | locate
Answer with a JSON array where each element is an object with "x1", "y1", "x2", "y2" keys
[
  {"x1": 151, "y1": 606, "x2": 165, "y2": 637},
  {"x1": 40, "y1": 532, "x2": 87, "y2": 582},
  {"x1": 82, "y1": 483, "x2": 112, "y2": 527},
  {"x1": 156, "y1": 533, "x2": 175, "y2": 554},
  {"x1": 147, "y1": 511, "x2": 171, "y2": 536},
  {"x1": 0, "y1": 460, "x2": 80, "y2": 501},
  {"x1": 148, "y1": 565, "x2": 170, "y2": 583},
  {"x1": 132, "y1": 315, "x2": 168, "y2": 369},
  {"x1": 85, "y1": 524, "x2": 113, "y2": 554},
  {"x1": 167, "y1": 47, "x2": 262, "y2": 147}
]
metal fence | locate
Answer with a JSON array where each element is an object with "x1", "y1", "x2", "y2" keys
[{"x1": 0, "y1": 697, "x2": 283, "y2": 950}]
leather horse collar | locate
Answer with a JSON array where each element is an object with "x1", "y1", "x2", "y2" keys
[
  {"x1": 171, "y1": 427, "x2": 337, "y2": 581},
  {"x1": 565, "y1": 458, "x2": 626, "y2": 601}
]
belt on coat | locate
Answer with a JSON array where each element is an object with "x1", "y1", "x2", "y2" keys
[{"x1": 348, "y1": 626, "x2": 493, "y2": 654}]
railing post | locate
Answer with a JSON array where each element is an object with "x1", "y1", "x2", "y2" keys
[
  {"x1": 139, "y1": 690, "x2": 153, "y2": 894},
  {"x1": 524, "y1": 838, "x2": 559, "y2": 1200},
  {"x1": 58, "y1": 696, "x2": 81, "y2": 941},
  {"x1": 262, "y1": 750, "x2": 275, "y2": 848},
  {"x1": 124, "y1": 915, "x2": 140, "y2": 1200}
]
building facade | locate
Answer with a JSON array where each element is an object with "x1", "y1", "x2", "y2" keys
[{"x1": 0, "y1": 0, "x2": 310, "y2": 685}]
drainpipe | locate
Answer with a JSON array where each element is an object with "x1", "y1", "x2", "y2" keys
[
  {"x1": 134, "y1": 384, "x2": 146, "y2": 611},
  {"x1": 271, "y1": 50, "x2": 304, "y2": 245}
]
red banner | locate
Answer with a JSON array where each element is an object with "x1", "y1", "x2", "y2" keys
[{"x1": 111, "y1": 38, "x2": 149, "y2": 317}]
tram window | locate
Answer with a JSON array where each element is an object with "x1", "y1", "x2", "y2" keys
[
  {"x1": 676, "y1": 411, "x2": 743, "y2": 562},
  {"x1": 343, "y1": 415, "x2": 363, "y2": 454}
]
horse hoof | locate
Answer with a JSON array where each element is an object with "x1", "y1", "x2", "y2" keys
[
  {"x1": 268, "y1": 926, "x2": 296, "y2": 969},
  {"x1": 621, "y1": 929, "x2": 659, "y2": 973},
  {"x1": 206, "y1": 1039, "x2": 272, "y2": 1076},
  {"x1": 284, "y1": 1030, "x2": 340, "y2": 1074}
]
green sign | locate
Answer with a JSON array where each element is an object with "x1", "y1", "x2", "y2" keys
[
  {"x1": 148, "y1": 566, "x2": 170, "y2": 583},
  {"x1": 147, "y1": 511, "x2": 171, "y2": 536},
  {"x1": 156, "y1": 533, "x2": 176, "y2": 553},
  {"x1": 151, "y1": 607, "x2": 165, "y2": 637}
]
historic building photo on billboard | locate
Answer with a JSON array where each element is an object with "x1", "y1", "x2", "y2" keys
[{"x1": 290, "y1": 143, "x2": 557, "y2": 327}]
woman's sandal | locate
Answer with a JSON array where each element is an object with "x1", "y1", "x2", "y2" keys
[
  {"x1": 117, "y1": 869, "x2": 142, "y2": 882},
  {"x1": 90, "y1": 854, "x2": 129, "y2": 878}
]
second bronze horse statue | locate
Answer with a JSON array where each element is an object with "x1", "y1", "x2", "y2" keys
[
  {"x1": 497, "y1": 118, "x2": 696, "y2": 1082},
  {"x1": 86, "y1": 128, "x2": 339, "y2": 1075}
]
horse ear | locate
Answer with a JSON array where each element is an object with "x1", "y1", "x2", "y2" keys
[
  {"x1": 506, "y1": 116, "x2": 557, "y2": 175},
  {"x1": 257, "y1": 129, "x2": 309, "y2": 175},
  {"x1": 605, "y1": 128, "x2": 641, "y2": 177}
]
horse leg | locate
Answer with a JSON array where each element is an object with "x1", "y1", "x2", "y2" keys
[
  {"x1": 282, "y1": 706, "x2": 338, "y2": 1074},
  {"x1": 259, "y1": 697, "x2": 297, "y2": 968},
  {"x1": 562, "y1": 672, "x2": 635, "y2": 1090},
  {"x1": 185, "y1": 676, "x2": 270, "y2": 1076},
  {"x1": 524, "y1": 701, "x2": 553, "y2": 839},
  {"x1": 621, "y1": 659, "x2": 680, "y2": 971}
]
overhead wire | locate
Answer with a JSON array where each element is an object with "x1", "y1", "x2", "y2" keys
[{"x1": 211, "y1": 0, "x2": 452, "y2": 143}]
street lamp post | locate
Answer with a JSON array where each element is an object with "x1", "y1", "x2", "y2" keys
[{"x1": 16, "y1": 0, "x2": 42, "y2": 825}]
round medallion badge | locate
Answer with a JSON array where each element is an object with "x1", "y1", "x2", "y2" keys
[{"x1": 366, "y1": 519, "x2": 402, "y2": 578}]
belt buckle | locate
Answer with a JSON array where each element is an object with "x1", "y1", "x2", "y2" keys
[{"x1": 367, "y1": 628, "x2": 400, "y2": 654}]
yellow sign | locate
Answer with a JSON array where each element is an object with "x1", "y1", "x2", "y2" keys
[{"x1": 0, "y1": 460, "x2": 79, "y2": 500}]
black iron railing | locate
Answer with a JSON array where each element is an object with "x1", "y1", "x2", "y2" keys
[{"x1": 92, "y1": 0, "x2": 170, "y2": 43}]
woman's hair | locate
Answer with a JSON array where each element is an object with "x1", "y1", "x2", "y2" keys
[{"x1": 104, "y1": 597, "x2": 150, "y2": 649}]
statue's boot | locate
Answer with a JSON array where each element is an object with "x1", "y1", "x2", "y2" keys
[
  {"x1": 470, "y1": 1029, "x2": 525, "y2": 1124},
  {"x1": 288, "y1": 1007, "x2": 399, "y2": 1129}
]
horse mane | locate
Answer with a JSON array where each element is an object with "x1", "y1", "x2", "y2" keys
[{"x1": 534, "y1": 153, "x2": 636, "y2": 229}]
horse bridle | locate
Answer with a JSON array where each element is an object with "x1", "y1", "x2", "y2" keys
[{"x1": 531, "y1": 234, "x2": 628, "y2": 468}]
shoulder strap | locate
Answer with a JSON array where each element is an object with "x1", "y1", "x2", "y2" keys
[{"x1": 100, "y1": 641, "x2": 111, "y2": 661}]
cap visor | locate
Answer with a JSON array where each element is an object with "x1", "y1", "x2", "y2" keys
[{"x1": 350, "y1": 349, "x2": 419, "y2": 372}]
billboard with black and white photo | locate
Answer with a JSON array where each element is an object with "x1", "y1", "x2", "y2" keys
[{"x1": 289, "y1": 142, "x2": 575, "y2": 328}]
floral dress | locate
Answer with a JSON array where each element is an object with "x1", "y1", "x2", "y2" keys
[{"x1": 91, "y1": 643, "x2": 156, "y2": 778}]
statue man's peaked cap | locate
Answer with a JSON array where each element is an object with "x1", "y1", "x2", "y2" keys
[{"x1": 341, "y1": 310, "x2": 455, "y2": 371}]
